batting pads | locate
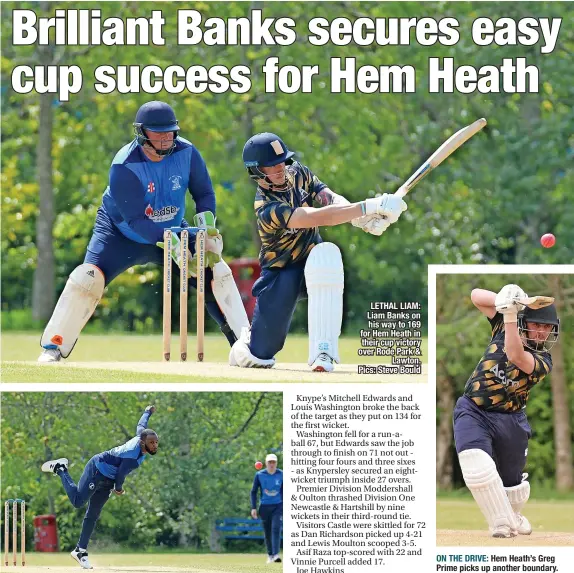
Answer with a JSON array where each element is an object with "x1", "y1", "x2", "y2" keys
[
  {"x1": 505, "y1": 474, "x2": 532, "y2": 535},
  {"x1": 212, "y1": 259, "x2": 250, "y2": 339},
  {"x1": 505, "y1": 474, "x2": 530, "y2": 513},
  {"x1": 458, "y1": 449, "x2": 518, "y2": 536},
  {"x1": 40, "y1": 264, "x2": 105, "y2": 358},
  {"x1": 304, "y1": 243, "x2": 344, "y2": 365}
]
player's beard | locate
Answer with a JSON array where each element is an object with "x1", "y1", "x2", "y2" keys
[{"x1": 143, "y1": 442, "x2": 158, "y2": 455}]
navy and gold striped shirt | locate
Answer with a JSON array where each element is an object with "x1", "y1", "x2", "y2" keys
[
  {"x1": 464, "y1": 313, "x2": 552, "y2": 413},
  {"x1": 254, "y1": 162, "x2": 327, "y2": 269}
]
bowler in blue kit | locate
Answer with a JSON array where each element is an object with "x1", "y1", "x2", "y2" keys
[
  {"x1": 41, "y1": 405, "x2": 158, "y2": 569},
  {"x1": 251, "y1": 453, "x2": 283, "y2": 563},
  {"x1": 39, "y1": 100, "x2": 238, "y2": 363}
]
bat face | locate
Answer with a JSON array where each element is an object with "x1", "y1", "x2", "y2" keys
[
  {"x1": 395, "y1": 118, "x2": 487, "y2": 198},
  {"x1": 427, "y1": 118, "x2": 487, "y2": 168},
  {"x1": 517, "y1": 296, "x2": 554, "y2": 309}
]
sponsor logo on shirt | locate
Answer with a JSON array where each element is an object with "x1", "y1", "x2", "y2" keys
[
  {"x1": 144, "y1": 204, "x2": 179, "y2": 223},
  {"x1": 169, "y1": 175, "x2": 182, "y2": 190},
  {"x1": 147, "y1": 182, "x2": 155, "y2": 193}
]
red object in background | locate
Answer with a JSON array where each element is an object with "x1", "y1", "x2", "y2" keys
[
  {"x1": 228, "y1": 258, "x2": 261, "y2": 320},
  {"x1": 33, "y1": 515, "x2": 59, "y2": 552}
]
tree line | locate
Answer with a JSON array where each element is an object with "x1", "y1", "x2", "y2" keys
[{"x1": 1, "y1": 1, "x2": 573, "y2": 334}]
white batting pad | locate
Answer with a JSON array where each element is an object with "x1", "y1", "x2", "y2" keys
[
  {"x1": 458, "y1": 449, "x2": 518, "y2": 534},
  {"x1": 41, "y1": 264, "x2": 105, "y2": 358},
  {"x1": 505, "y1": 474, "x2": 530, "y2": 514},
  {"x1": 212, "y1": 259, "x2": 250, "y2": 338},
  {"x1": 304, "y1": 242, "x2": 344, "y2": 365}
]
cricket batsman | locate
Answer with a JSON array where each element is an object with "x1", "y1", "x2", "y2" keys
[
  {"x1": 38, "y1": 100, "x2": 248, "y2": 362},
  {"x1": 41, "y1": 405, "x2": 158, "y2": 569},
  {"x1": 453, "y1": 285, "x2": 559, "y2": 537},
  {"x1": 229, "y1": 132, "x2": 407, "y2": 372},
  {"x1": 251, "y1": 453, "x2": 283, "y2": 563}
]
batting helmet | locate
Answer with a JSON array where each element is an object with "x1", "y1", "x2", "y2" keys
[
  {"x1": 242, "y1": 133, "x2": 295, "y2": 191},
  {"x1": 518, "y1": 303, "x2": 560, "y2": 352},
  {"x1": 133, "y1": 101, "x2": 180, "y2": 156}
]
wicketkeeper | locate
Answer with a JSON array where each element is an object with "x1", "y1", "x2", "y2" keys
[
  {"x1": 229, "y1": 132, "x2": 407, "y2": 372},
  {"x1": 41, "y1": 405, "x2": 158, "y2": 569},
  {"x1": 38, "y1": 100, "x2": 248, "y2": 362},
  {"x1": 453, "y1": 284, "x2": 559, "y2": 538}
]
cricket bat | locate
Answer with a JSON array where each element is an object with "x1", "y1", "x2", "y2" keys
[
  {"x1": 517, "y1": 296, "x2": 555, "y2": 309},
  {"x1": 395, "y1": 118, "x2": 487, "y2": 198}
]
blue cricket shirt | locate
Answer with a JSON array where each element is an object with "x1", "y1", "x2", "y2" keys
[
  {"x1": 94, "y1": 409, "x2": 154, "y2": 491},
  {"x1": 251, "y1": 469, "x2": 283, "y2": 508},
  {"x1": 101, "y1": 137, "x2": 215, "y2": 244}
]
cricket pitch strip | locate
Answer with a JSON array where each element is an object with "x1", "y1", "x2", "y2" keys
[
  {"x1": 25, "y1": 360, "x2": 428, "y2": 383},
  {"x1": 436, "y1": 529, "x2": 574, "y2": 547}
]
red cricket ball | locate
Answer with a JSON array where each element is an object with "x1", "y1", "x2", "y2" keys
[
  {"x1": 254, "y1": 461, "x2": 263, "y2": 470},
  {"x1": 540, "y1": 233, "x2": 556, "y2": 248}
]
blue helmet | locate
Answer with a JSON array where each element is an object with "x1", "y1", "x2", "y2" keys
[
  {"x1": 243, "y1": 133, "x2": 295, "y2": 191},
  {"x1": 133, "y1": 101, "x2": 180, "y2": 156}
]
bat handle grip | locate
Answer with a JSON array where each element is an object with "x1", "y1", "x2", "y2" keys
[{"x1": 394, "y1": 186, "x2": 408, "y2": 198}]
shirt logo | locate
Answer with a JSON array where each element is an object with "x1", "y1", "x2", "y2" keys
[
  {"x1": 169, "y1": 175, "x2": 182, "y2": 190},
  {"x1": 89, "y1": 482, "x2": 95, "y2": 490},
  {"x1": 147, "y1": 182, "x2": 155, "y2": 193},
  {"x1": 144, "y1": 204, "x2": 179, "y2": 223}
]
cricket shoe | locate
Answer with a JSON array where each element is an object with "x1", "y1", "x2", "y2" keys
[
  {"x1": 312, "y1": 353, "x2": 334, "y2": 372},
  {"x1": 515, "y1": 513, "x2": 532, "y2": 535},
  {"x1": 266, "y1": 556, "x2": 274, "y2": 564},
  {"x1": 71, "y1": 547, "x2": 93, "y2": 569},
  {"x1": 272, "y1": 555, "x2": 282, "y2": 563},
  {"x1": 38, "y1": 348, "x2": 62, "y2": 363},
  {"x1": 491, "y1": 524, "x2": 517, "y2": 538},
  {"x1": 41, "y1": 458, "x2": 69, "y2": 474}
]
